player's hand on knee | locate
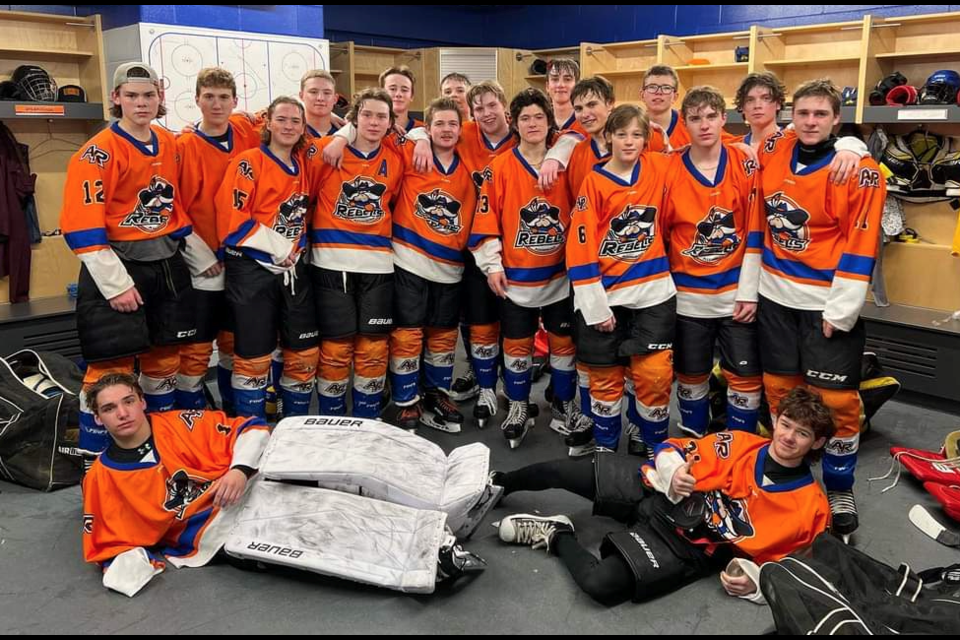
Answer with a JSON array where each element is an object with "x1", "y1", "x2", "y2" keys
[
  {"x1": 109, "y1": 286, "x2": 143, "y2": 313},
  {"x1": 212, "y1": 468, "x2": 248, "y2": 508}
]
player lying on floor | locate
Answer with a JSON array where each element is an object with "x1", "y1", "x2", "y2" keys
[
  {"x1": 489, "y1": 387, "x2": 835, "y2": 605},
  {"x1": 81, "y1": 373, "x2": 491, "y2": 597}
]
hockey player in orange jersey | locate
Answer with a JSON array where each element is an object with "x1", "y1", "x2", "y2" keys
[
  {"x1": 308, "y1": 89, "x2": 404, "y2": 419},
  {"x1": 61, "y1": 62, "x2": 218, "y2": 464},
  {"x1": 81, "y1": 373, "x2": 488, "y2": 597},
  {"x1": 565, "y1": 104, "x2": 676, "y2": 455},
  {"x1": 733, "y1": 72, "x2": 870, "y2": 179},
  {"x1": 450, "y1": 81, "x2": 518, "y2": 427},
  {"x1": 757, "y1": 79, "x2": 885, "y2": 540},
  {"x1": 440, "y1": 71, "x2": 472, "y2": 122},
  {"x1": 176, "y1": 68, "x2": 261, "y2": 413},
  {"x1": 81, "y1": 372, "x2": 270, "y2": 596},
  {"x1": 490, "y1": 387, "x2": 833, "y2": 606},
  {"x1": 661, "y1": 86, "x2": 765, "y2": 439},
  {"x1": 470, "y1": 88, "x2": 577, "y2": 448},
  {"x1": 545, "y1": 58, "x2": 588, "y2": 136},
  {"x1": 300, "y1": 70, "x2": 341, "y2": 141},
  {"x1": 389, "y1": 97, "x2": 478, "y2": 433},
  {"x1": 217, "y1": 97, "x2": 318, "y2": 420}
]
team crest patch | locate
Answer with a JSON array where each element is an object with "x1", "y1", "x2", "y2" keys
[
  {"x1": 681, "y1": 206, "x2": 741, "y2": 264},
  {"x1": 80, "y1": 145, "x2": 109, "y2": 167},
  {"x1": 702, "y1": 491, "x2": 755, "y2": 541},
  {"x1": 335, "y1": 177, "x2": 388, "y2": 224},
  {"x1": 273, "y1": 192, "x2": 309, "y2": 239},
  {"x1": 414, "y1": 188, "x2": 463, "y2": 235},
  {"x1": 164, "y1": 470, "x2": 212, "y2": 519},
  {"x1": 515, "y1": 197, "x2": 565, "y2": 255},
  {"x1": 119, "y1": 175, "x2": 175, "y2": 234},
  {"x1": 765, "y1": 192, "x2": 811, "y2": 252},
  {"x1": 599, "y1": 204, "x2": 657, "y2": 261}
]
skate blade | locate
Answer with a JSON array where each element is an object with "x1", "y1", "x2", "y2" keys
[
  {"x1": 508, "y1": 437, "x2": 524, "y2": 449},
  {"x1": 548, "y1": 418, "x2": 573, "y2": 437},
  {"x1": 476, "y1": 418, "x2": 488, "y2": 430},
  {"x1": 421, "y1": 418, "x2": 463, "y2": 434},
  {"x1": 568, "y1": 444, "x2": 596, "y2": 458},
  {"x1": 841, "y1": 533, "x2": 852, "y2": 545},
  {"x1": 449, "y1": 388, "x2": 480, "y2": 402}
]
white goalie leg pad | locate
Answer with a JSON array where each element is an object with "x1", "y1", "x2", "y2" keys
[
  {"x1": 225, "y1": 481, "x2": 447, "y2": 593},
  {"x1": 259, "y1": 416, "x2": 490, "y2": 536}
]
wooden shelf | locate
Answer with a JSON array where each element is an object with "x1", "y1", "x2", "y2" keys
[
  {"x1": 675, "y1": 62, "x2": 748, "y2": 72},
  {"x1": 0, "y1": 9, "x2": 106, "y2": 304},
  {"x1": 875, "y1": 48, "x2": 960, "y2": 60},
  {"x1": 525, "y1": 74, "x2": 546, "y2": 81},
  {"x1": 0, "y1": 102, "x2": 106, "y2": 121},
  {"x1": 0, "y1": 45, "x2": 95, "y2": 60},
  {"x1": 764, "y1": 55, "x2": 861, "y2": 67},
  {"x1": 589, "y1": 40, "x2": 658, "y2": 53}
]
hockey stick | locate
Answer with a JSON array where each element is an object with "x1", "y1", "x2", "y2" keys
[{"x1": 909, "y1": 504, "x2": 960, "y2": 548}]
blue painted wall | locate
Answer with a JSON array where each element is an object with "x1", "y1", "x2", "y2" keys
[
  {"x1": 3, "y1": 5, "x2": 960, "y2": 49},
  {"x1": 478, "y1": 5, "x2": 960, "y2": 49}
]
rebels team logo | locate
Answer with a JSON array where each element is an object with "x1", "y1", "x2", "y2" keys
[
  {"x1": 515, "y1": 197, "x2": 565, "y2": 255},
  {"x1": 164, "y1": 470, "x2": 212, "y2": 520},
  {"x1": 765, "y1": 192, "x2": 811, "y2": 252},
  {"x1": 81, "y1": 145, "x2": 109, "y2": 168},
  {"x1": 681, "y1": 206, "x2": 741, "y2": 265},
  {"x1": 702, "y1": 490, "x2": 755, "y2": 541},
  {"x1": 273, "y1": 193, "x2": 309, "y2": 240},
  {"x1": 335, "y1": 177, "x2": 388, "y2": 224},
  {"x1": 119, "y1": 176, "x2": 175, "y2": 234},
  {"x1": 415, "y1": 188, "x2": 463, "y2": 235},
  {"x1": 82, "y1": 514, "x2": 94, "y2": 534},
  {"x1": 599, "y1": 205, "x2": 657, "y2": 261}
]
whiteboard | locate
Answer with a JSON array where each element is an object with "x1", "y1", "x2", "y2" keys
[{"x1": 137, "y1": 23, "x2": 329, "y2": 130}]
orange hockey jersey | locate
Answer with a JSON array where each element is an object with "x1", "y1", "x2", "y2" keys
[
  {"x1": 392, "y1": 145, "x2": 477, "y2": 284},
  {"x1": 566, "y1": 154, "x2": 676, "y2": 326},
  {"x1": 759, "y1": 135, "x2": 885, "y2": 332},
  {"x1": 177, "y1": 123, "x2": 260, "y2": 258},
  {"x1": 566, "y1": 137, "x2": 611, "y2": 199},
  {"x1": 229, "y1": 112, "x2": 264, "y2": 151},
  {"x1": 470, "y1": 148, "x2": 573, "y2": 308},
  {"x1": 647, "y1": 110, "x2": 737, "y2": 153},
  {"x1": 309, "y1": 136, "x2": 404, "y2": 274},
  {"x1": 557, "y1": 111, "x2": 589, "y2": 137},
  {"x1": 457, "y1": 121, "x2": 517, "y2": 188},
  {"x1": 662, "y1": 146, "x2": 763, "y2": 318},
  {"x1": 61, "y1": 122, "x2": 192, "y2": 255},
  {"x1": 217, "y1": 145, "x2": 311, "y2": 266},
  {"x1": 82, "y1": 410, "x2": 270, "y2": 568},
  {"x1": 654, "y1": 432, "x2": 830, "y2": 564}
]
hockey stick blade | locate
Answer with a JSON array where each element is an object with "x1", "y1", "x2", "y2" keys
[{"x1": 909, "y1": 504, "x2": 960, "y2": 548}]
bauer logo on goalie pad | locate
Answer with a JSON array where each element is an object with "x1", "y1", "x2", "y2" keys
[{"x1": 246, "y1": 542, "x2": 304, "y2": 559}]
